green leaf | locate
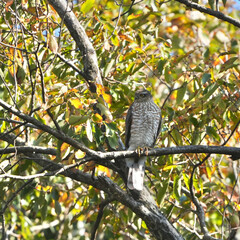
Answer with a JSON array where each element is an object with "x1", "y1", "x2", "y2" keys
[
  {"x1": 206, "y1": 126, "x2": 220, "y2": 141},
  {"x1": 40, "y1": 197, "x2": 48, "y2": 220},
  {"x1": 208, "y1": 0, "x2": 215, "y2": 9},
  {"x1": 201, "y1": 73, "x2": 211, "y2": 84},
  {"x1": 157, "y1": 59, "x2": 167, "y2": 74},
  {"x1": 55, "y1": 200, "x2": 62, "y2": 215},
  {"x1": 171, "y1": 128, "x2": 182, "y2": 145},
  {"x1": 157, "y1": 178, "x2": 169, "y2": 206},
  {"x1": 220, "y1": 57, "x2": 238, "y2": 72},
  {"x1": 173, "y1": 175, "x2": 181, "y2": 201},
  {"x1": 176, "y1": 83, "x2": 187, "y2": 105},
  {"x1": 203, "y1": 83, "x2": 218, "y2": 100},
  {"x1": 69, "y1": 115, "x2": 89, "y2": 125},
  {"x1": 182, "y1": 172, "x2": 190, "y2": 189},
  {"x1": 80, "y1": 0, "x2": 95, "y2": 14},
  {"x1": 222, "y1": 0, "x2": 227, "y2": 6}
]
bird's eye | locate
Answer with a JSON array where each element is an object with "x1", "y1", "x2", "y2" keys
[{"x1": 140, "y1": 93, "x2": 146, "y2": 98}]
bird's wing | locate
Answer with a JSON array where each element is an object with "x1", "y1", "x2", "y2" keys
[
  {"x1": 125, "y1": 104, "x2": 133, "y2": 150},
  {"x1": 153, "y1": 109, "x2": 162, "y2": 146}
]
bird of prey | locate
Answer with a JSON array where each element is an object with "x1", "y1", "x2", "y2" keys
[{"x1": 125, "y1": 89, "x2": 162, "y2": 191}]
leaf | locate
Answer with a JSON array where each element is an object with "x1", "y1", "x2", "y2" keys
[
  {"x1": 48, "y1": 34, "x2": 58, "y2": 53},
  {"x1": 75, "y1": 150, "x2": 86, "y2": 159},
  {"x1": 222, "y1": 0, "x2": 227, "y2": 6},
  {"x1": 69, "y1": 115, "x2": 89, "y2": 125},
  {"x1": 157, "y1": 59, "x2": 167, "y2": 74},
  {"x1": 201, "y1": 73, "x2": 211, "y2": 84},
  {"x1": 86, "y1": 119, "x2": 93, "y2": 142},
  {"x1": 208, "y1": 0, "x2": 215, "y2": 9},
  {"x1": 111, "y1": 35, "x2": 119, "y2": 46},
  {"x1": 171, "y1": 128, "x2": 182, "y2": 145},
  {"x1": 206, "y1": 126, "x2": 221, "y2": 141},
  {"x1": 96, "y1": 103, "x2": 113, "y2": 122},
  {"x1": 176, "y1": 83, "x2": 187, "y2": 105},
  {"x1": 105, "y1": 123, "x2": 119, "y2": 149},
  {"x1": 203, "y1": 83, "x2": 218, "y2": 101},
  {"x1": 69, "y1": 99, "x2": 83, "y2": 109},
  {"x1": 5, "y1": 0, "x2": 14, "y2": 11},
  {"x1": 81, "y1": 0, "x2": 95, "y2": 14},
  {"x1": 182, "y1": 172, "x2": 190, "y2": 189},
  {"x1": 97, "y1": 165, "x2": 110, "y2": 177},
  {"x1": 173, "y1": 175, "x2": 181, "y2": 201},
  {"x1": 157, "y1": 179, "x2": 169, "y2": 206},
  {"x1": 220, "y1": 57, "x2": 238, "y2": 72},
  {"x1": 55, "y1": 200, "x2": 62, "y2": 215}
]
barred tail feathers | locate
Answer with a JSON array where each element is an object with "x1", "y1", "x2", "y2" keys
[{"x1": 126, "y1": 157, "x2": 146, "y2": 191}]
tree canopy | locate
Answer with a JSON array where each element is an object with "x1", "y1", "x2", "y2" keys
[{"x1": 0, "y1": 0, "x2": 240, "y2": 239}]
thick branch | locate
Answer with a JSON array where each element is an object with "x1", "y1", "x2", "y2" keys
[
  {"x1": 47, "y1": 0, "x2": 102, "y2": 92},
  {"x1": 26, "y1": 155, "x2": 183, "y2": 240},
  {"x1": 175, "y1": 0, "x2": 240, "y2": 28}
]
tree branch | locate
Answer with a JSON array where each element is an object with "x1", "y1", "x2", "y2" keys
[
  {"x1": 94, "y1": 145, "x2": 240, "y2": 161},
  {"x1": 47, "y1": 0, "x2": 103, "y2": 92},
  {"x1": 0, "y1": 146, "x2": 57, "y2": 155},
  {"x1": 0, "y1": 99, "x2": 99, "y2": 157},
  {"x1": 175, "y1": 0, "x2": 240, "y2": 28},
  {"x1": 90, "y1": 198, "x2": 115, "y2": 240}
]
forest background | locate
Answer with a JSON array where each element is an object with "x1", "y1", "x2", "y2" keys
[{"x1": 0, "y1": 0, "x2": 240, "y2": 239}]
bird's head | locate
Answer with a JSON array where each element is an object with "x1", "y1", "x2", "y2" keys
[{"x1": 134, "y1": 89, "x2": 152, "y2": 102}]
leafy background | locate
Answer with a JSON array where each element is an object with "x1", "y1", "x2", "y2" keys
[{"x1": 0, "y1": 0, "x2": 240, "y2": 239}]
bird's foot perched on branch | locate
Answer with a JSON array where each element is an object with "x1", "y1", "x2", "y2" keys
[{"x1": 136, "y1": 147, "x2": 150, "y2": 157}]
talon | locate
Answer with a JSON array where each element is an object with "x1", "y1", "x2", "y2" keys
[
  {"x1": 136, "y1": 147, "x2": 145, "y2": 157},
  {"x1": 144, "y1": 147, "x2": 150, "y2": 156}
]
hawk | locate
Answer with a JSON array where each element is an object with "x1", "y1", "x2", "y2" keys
[{"x1": 125, "y1": 89, "x2": 161, "y2": 191}]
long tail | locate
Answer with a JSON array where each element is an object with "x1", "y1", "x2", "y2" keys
[{"x1": 126, "y1": 157, "x2": 146, "y2": 191}]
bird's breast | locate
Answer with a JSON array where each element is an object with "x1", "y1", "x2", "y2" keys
[{"x1": 128, "y1": 101, "x2": 161, "y2": 150}]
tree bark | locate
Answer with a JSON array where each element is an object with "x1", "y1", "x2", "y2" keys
[{"x1": 47, "y1": 0, "x2": 102, "y2": 92}]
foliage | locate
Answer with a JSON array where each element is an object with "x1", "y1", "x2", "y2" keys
[{"x1": 0, "y1": 0, "x2": 240, "y2": 239}]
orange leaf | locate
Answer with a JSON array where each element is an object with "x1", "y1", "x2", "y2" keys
[
  {"x1": 96, "y1": 84, "x2": 112, "y2": 104},
  {"x1": 5, "y1": 0, "x2": 13, "y2": 11},
  {"x1": 118, "y1": 33, "x2": 134, "y2": 43},
  {"x1": 213, "y1": 55, "x2": 227, "y2": 66},
  {"x1": 84, "y1": 161, "x2": 96, "y2": 172},
  {"x1": 59, "y1": 192, "x2": 68, "y2": 202}
]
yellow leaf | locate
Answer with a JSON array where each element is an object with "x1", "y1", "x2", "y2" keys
[
  {"x1": 162, "y1": 165, "x2": 177, "y2": 171},
  {"x1": 69, "y1": 98, "x2": 83, "y2": 109},
  {"x1": 81, "y1": 0, "x2": 95, "y2": 14},
  {"x1": 61, "y1": 142, "x2": 70, "y2": 152},
  {"x1": 75, "y1": 150, "x2": 86, "y2": 159},
  {"x1": 96, "y1": 84, "x2": 112, "y2": 104},
  {"x1": 103, "y1": 93, "x2": 112, "y2": 104},
  {"x1": 36, "y1": 185, "x2": 52, "y2": 192},
  {"x1": 92, "y1": 113, "x2": 103, "y2": 123},
  {"x1": 97, "y1": 165, "x2": 111, "y2": 177}
]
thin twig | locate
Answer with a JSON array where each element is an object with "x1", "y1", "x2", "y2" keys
[
  {"x1": 112, "y1": 0, "x2": 135, "y2": 21},
  {"x1": 175, "y1": 0, "x2": 240, "y2": 28},
  {"x1": 90, "y1": 198, "x2": 115, "y2": 240}
]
